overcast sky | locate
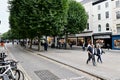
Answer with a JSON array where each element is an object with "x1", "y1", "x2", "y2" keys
[
  {"x1": 0, "y1": 0, "x2": 9, "y2": 34},
  {"x1": 0, "y1": 0, "x2": 83, "y2": 34}
]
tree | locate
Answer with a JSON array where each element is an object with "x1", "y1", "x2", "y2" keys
[
  {"x1": 65, "y1": 0, "x2": 88, "y2": 48},
  {"x1": 8, "y1": 0, "x2": 69, "y2": 51},
  {"x1": 67, "y1": 0, "x2": 88, "y2": 34}
]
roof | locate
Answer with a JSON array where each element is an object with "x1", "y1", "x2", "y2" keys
[{"x1": 81, "y1": 0, "x2": 93, "y2": 4}]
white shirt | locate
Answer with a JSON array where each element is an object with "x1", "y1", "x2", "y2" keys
[
  {"x1": 0, "y1": 46, "x2": 6, "y2": 53},
  {"x1": 92, "y1": 48, "x2": 95, "y2": 54},
  {"x1": 99, "y1": 48, "x2": 102, "y2": 54}
]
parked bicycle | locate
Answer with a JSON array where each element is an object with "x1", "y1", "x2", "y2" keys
[{"x1": 0, "y1": 53, "x2": 25, "y2": 80}]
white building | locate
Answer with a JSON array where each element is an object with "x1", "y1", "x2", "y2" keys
[
  {"x1": 112, "y1": 0, "x2": 120, "y2": 34},
  {"x1": 79, "y1": 0, "x2": 120, "y2": 49}
]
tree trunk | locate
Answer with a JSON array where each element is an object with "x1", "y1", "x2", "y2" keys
[
  {"x1": 30, "y1": 38, "x2": 33, "y2": 49},
  {"x1": 65, "y1": 33, "x2": 68, "y2": 49},
  {"x1": 38, "y1": 37, "x2": 41, "y2": 51}
]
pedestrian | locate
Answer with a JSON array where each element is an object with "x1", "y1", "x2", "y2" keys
[
  {"x1": 0, "y1": 40, "x2": 7, "y2": 50},
  {"x1": 86, "y1": 42, "x2": 96, "y2": 66},
  {"x1": 69, "y1": 42, "x2": 72, "y2": 49},
  {"x1": 44, "y1": 42, "x2": 48, "y2": 51},
  {"x1": 96, "y1": 45, "x2": 105, "y2": 63},
  {"x1": 0, "y1": 41, "x2": 8, "y2": 61},
  {"x1": 82, "y1": 42, "x2": 85, "y2": 51},
  {"x1": 107, "y1": 44, "x2": 110, "y2": 50},
  {"x1": 16, "y1": 40, "x2": 19, "y2": 45},
  {"x1": 12, "y1": 40, "x2": 14, "y2": 45}
]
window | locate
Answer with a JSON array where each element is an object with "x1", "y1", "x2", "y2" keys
[
  {"x1": 105, "y1": 2, "x2": 109, "y2": 8},
  {"x1": 105, "y1": 11, "x2": 109, "y2": 18},
  {"x1": 114, "y1": 39, "x2": 120, "y2": 48},
  {"x1": 98, "y1": 5, "x2": 100, "y2": 10},
  {"x1": 98, "y1": 25, "x2": 101, "y2": 32},
  {"x1": 87, "y1": 12, "x2": 89, "y2": 19},
  {"x1": 116, "y1": 11, "x2": 120, "y2": 19},
  {"x1": 117, "y1": 24, "x2": 120, "y2": 34},
  {"x1": 116, "y1": 0, "x2": 120, "y2": 8},
  {"x1": 106, "y1": 23, "x2": 109, "y2": 31},
  {"x1": 98, "y1": 14, "x2": 101, "y2": 20},
  {"x1": 87, "y1": 23, "x2": 89, "y2": 30}
]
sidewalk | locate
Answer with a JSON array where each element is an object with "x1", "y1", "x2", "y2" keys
[
  {"x1": 6, "y1": 46, "x2": 31, "y2": 80},
  {"x1": 27, "y1": 45, "x2": 120, "y2": 80}
]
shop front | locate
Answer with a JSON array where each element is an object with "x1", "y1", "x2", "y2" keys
[
  {"x1": 112, "y1": 35, "x2": 120, "y2": 50},
  {"x1": 93, "y1": 32, "x2": 112, "y2": 48},
  {"x1": 76, "y1": 31, "x2": 93, "y2": 47},
  {"x1": 68, "y1": 37, "x2": 77, "y2": 45}
]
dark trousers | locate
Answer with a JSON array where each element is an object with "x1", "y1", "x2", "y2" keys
[
  {"x1": 82, "y1": 47, "x2": 85, "y2": 51},
  {"x1": 86, "y1": 53, "x2": 96, "y2": 66},
  {"x1": 97, "y1": 54, "x2": 102, "y2": 63}
]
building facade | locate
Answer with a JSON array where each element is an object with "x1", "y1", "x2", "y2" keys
[
  {"x1": 111, "y1": 0, "x2": 120, "y2": 49},
  {"x1": 75, "y1": 0, "x2": 93, "y2": 47},
  {"x1": 79, "y1": 0, "x2": 120, "y2": 49}
]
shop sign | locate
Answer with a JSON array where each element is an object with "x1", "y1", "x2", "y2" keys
[
  {"x1": 76, "y1": 33, "x2": 92, "y2": 37},
  {"x1": 94, "y1": 35, "x2": 110, "y2": 39}
]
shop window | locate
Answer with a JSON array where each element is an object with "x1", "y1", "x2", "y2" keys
[
  {"x1": 98, "y1": 25, "x2": 101, "y2": 32},
  {"x1": 106, "y1": 23, "x2": 109, "y2": 31},
  {"x1": 114, "y1": 39, "x2": 120, "y2": 48},
  {"x1": 96, "y1": 39, "x2": 105, "y2": 48},
  {"x1": 77, "y1": 38, "x2": 84, "y2": 46},
  {"x1": 68, "y1": 38, "x2": 76, "y2": 45}
]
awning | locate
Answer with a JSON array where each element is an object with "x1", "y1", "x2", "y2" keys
[{"x1": 76, "y1": 31, "x2": 93, "y2": 37}]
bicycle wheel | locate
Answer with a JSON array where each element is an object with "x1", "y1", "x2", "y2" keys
[
  {"x1": 14, "y1": 69, "x2": 24, "y2": 80},
  {"x1": 13, "y1": 69, "x2": 20, "y2": 80}
]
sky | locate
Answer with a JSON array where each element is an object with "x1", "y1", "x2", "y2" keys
[
  {"x1": 0, "y1": 0, "x2": 83, "y2": 34},
  {"x1": 0, "y1": 0, "x2": 10, "y2": 34}
]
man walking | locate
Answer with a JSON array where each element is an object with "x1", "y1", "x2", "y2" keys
[
  {"x1": 86, "y1": 43, "x2": 96, "y2": 66},
  {"x1": 96, "y1": 45, "x2": 105, "y2": 63}
]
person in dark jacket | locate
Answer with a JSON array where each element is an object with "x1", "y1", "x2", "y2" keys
[
  {"x1": 44, "y1": 42, "x2": 48, "y2": 51},
  {"x1": 86, "y1": 44, "x2": 96, "y2": 66},
  {"x1": 82, "y1": 42, "x2": 85, "y2": 51},
  {"x1": 96, "y1": 45, "x2": 105, "y2": 63}
]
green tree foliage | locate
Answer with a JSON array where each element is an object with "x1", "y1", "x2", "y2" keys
[
  {"x1": 8, "y1": 0, "x2": 69, "y2": 38},
  {"x1": 8, "y1": 0, "x2": 88, "y2": 49},
  {"x1": 9, "y1": 0, "x2": 27, "y2": 39},
  {"x1": 1, "y1": 32, "x2": 8, "y2": 40},
  {"x1": 8, "y1": 0, "x2": 69, "y2": 50},
  {"x1": 66, "y1": 0, "x2": 88, "y2": 34}
]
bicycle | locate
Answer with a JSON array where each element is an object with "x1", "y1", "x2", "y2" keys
[{"x1": 0, "y1": 53, "x2": 25, "y2": 80}]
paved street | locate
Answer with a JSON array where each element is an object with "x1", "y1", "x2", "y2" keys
[
  {"x1": 6, "y1": 43, "x2": 94, "y2": 80},
  {"x1": 6, "y1": 43, "x2": 120, "y2": 80},
  {"x1": 26, "y1": 44, "x2": 120, "y2": 80}
]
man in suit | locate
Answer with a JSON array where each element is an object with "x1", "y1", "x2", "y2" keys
[
  {"x1": 96, "y1": 45, "x2": 105, "y2": 63},
  {"x1": 86, "y1": 43, "x2": 96, "y2": 66}
]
